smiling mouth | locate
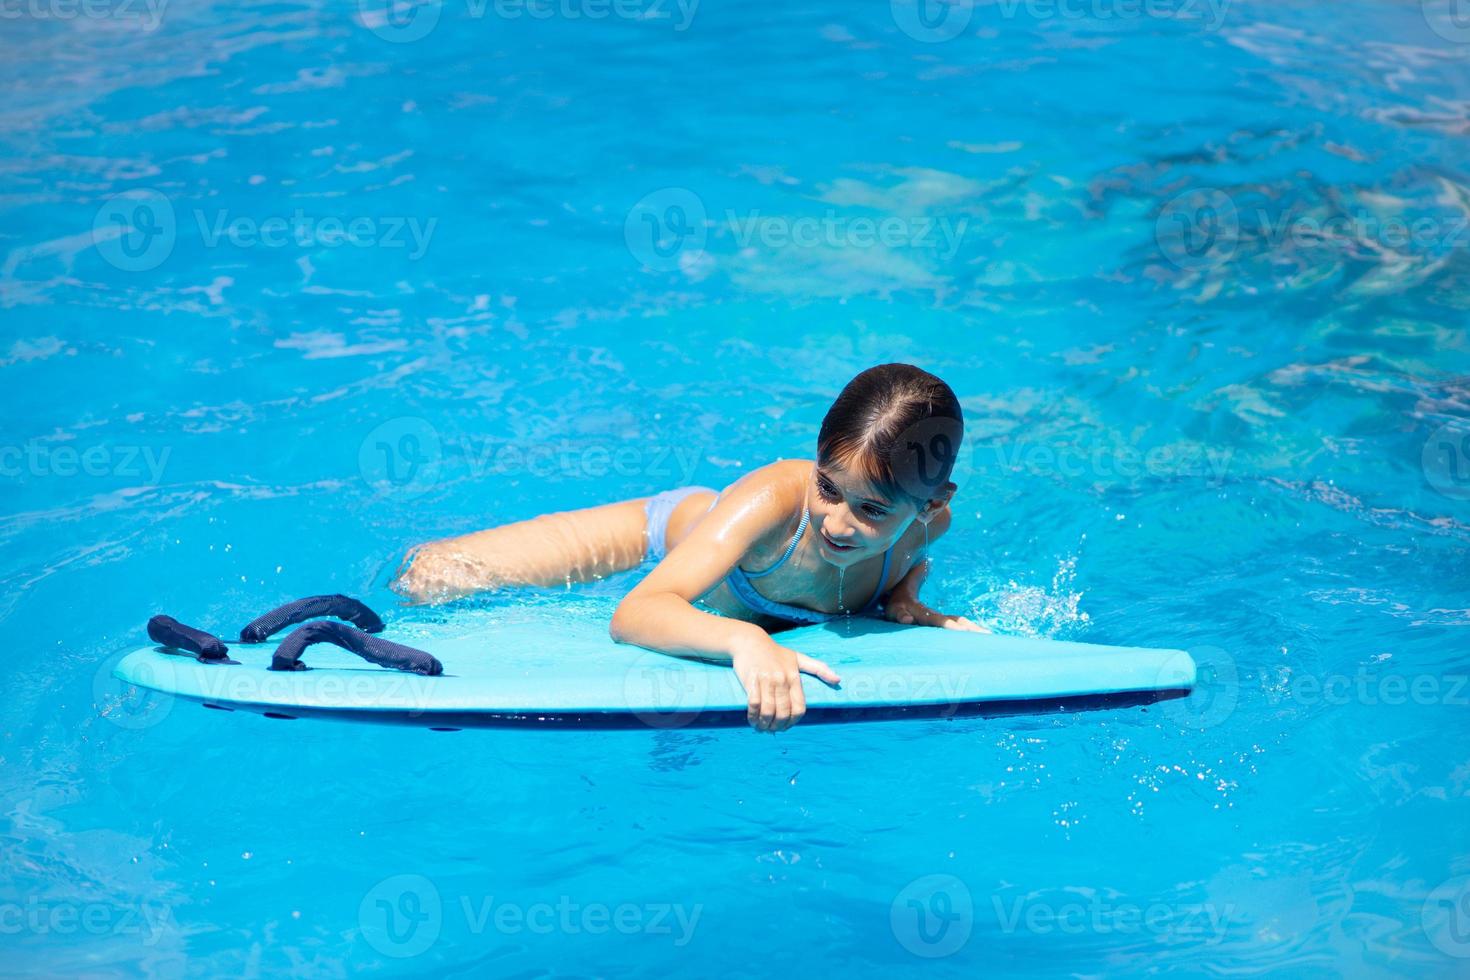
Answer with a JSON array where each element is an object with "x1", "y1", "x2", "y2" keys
[{"x1": 820, "y1": 529, "x2": 857, "y2": 552}]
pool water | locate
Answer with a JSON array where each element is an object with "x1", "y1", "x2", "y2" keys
[{"x1": 4, "y1": 0, "x2": 1470, "y2": 974}]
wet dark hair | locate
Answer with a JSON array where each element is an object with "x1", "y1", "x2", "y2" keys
[{"x1": 816, "y1": 363, "x2": 964, "y2": 505}]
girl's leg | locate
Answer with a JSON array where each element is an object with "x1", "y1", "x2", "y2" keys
[{"x1": 393, "y1": 497, "x2": 653, "y2": 602}]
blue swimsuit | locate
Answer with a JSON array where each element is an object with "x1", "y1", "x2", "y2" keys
[{"x1": 642, "y1": 485, "x2": 893, "y2": 625}]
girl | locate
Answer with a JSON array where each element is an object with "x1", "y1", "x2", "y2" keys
[{"x1": 393, "y1": 363, "x2": 983, "y2": 732}]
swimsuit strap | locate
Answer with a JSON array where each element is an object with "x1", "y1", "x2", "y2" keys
[
  {"x1": 741, "y1": 504, "x2": 809, "y2": 579},
  {"x1": 726, "y1": 538, "x2": 895, "y2": 624},
  {"x1": 861, "y1": 545, "x2": 894, "y2": 612},
  {"x1": 724, "y1": 566, "x2": 836, "y2": 626}
]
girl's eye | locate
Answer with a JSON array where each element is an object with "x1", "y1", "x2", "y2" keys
[{"x1": 818, "y1": 474, "x2": 886, "y2": 518}]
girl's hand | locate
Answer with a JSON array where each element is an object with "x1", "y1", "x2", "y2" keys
[
  {"x1": 884, "y1": 596, "x2": 990, "y2": 633},
  {"x1": 729, "y1": 633, "x2": 841, "y2": 733}
]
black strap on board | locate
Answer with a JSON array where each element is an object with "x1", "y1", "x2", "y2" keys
[
  {"x1": 269, "y1": 620, "x2": 442, "y2": 676},
  {"x1": 146, "y1": 615, "x2": 235, "y2": 663},
  {"x1": 239, "y1": 594, "x2": 386, "y2": 643}
]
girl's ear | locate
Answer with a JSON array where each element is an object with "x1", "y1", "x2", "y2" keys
[{"x1": 916, "y1": 481, "x2": 956, "y2": 524}]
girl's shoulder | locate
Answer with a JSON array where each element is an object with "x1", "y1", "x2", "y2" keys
[
  {"x1": 716, "y1": 458, "x2": 812, "y2": 505},
  {"x1": 708, "y1": 459, "x2": 812, "y2": 560}
]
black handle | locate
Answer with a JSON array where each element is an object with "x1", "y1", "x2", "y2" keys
[
  {"x1": 269, "y1": 621, "x2": 443, "y2": 676},
  {"x1": 147, "y1": 615, "x2": 232, "y2": 662},
  {"x1": 240, "y1": 594, "x2": 385, "y2": 643}
]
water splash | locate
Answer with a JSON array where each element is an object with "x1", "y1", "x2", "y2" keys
[{"x1": 974, "y1": 554, "x2": 1090, "y2": 639}]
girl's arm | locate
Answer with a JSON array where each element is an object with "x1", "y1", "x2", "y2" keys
[
  {"x1": 611, "y1": 466, "x2": 841, "y2": 732},
  {"x1": 882, "y1": 506, "x2": 987, "y2": 632}
]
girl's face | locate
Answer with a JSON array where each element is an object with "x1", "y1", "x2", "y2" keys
[{"x1": 809, "y1": 459, "x2": 924, "y2": 567}]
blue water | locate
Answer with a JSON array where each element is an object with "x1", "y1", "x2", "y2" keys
[{"x1": 4, "y1": 0, "x2": 1470, "y2": 974}]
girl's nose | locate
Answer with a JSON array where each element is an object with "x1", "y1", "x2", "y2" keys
[{"x1": 823, "y1": 508, "x2": 856, "y2": 540}]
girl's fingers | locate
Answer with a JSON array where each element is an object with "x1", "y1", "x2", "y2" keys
[
  {"x1": 741, "y1": 665, "x2": 764, "y2": 728},
  {"x1": 759, "y1": 673, "x2": 778, "y2": 732},
  {"x1": 787, "y1": 676, "x2": 806, "y2": 730},
  {"x1": 796, "y1": 654, "x2": 841, "y2": 686},
  {"x1": 915, "y1": 606, "x2": 949, "y2": 628},
  {"x1": 736, "y1": 611, "x2": 988, "y2": 733},
  {"x1": 772, "y1": 675, "x2": 792, "y2": 730}
]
